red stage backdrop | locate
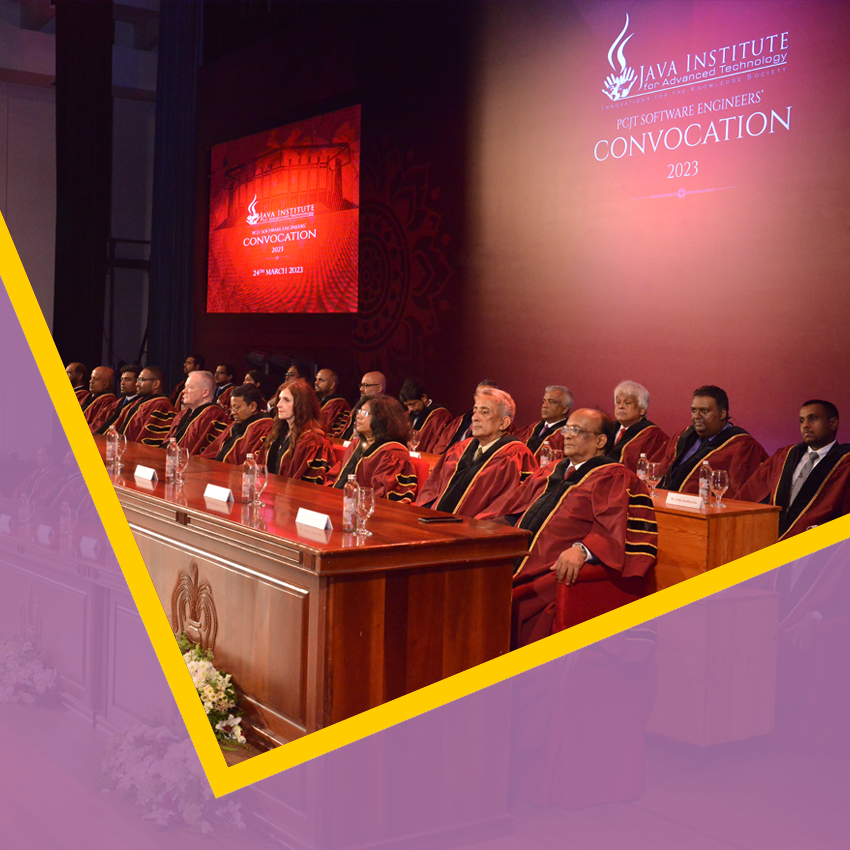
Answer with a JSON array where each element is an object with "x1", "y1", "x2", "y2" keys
[{"x1": 206, "y1": 105, "x2": 360, "y2": 313}]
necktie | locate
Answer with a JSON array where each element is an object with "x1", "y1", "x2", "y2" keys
[
  {"x1": 789, "y1": 451, "x2": 817, "y2": 504},
  {"x1": 474, "y1": 444, "x2": 485, "y2": 461},
  {"x1": 615, "y1": 427, "x2": 625, "y2": 444},
  {"x1": 564, "y1": 464, "x2": 577, "y2": 479}
]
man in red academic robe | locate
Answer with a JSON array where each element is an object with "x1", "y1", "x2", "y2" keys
[
  {"x1": 315, "y1": 368, "x2": 351, "y2": 439},
  {"x1": 431, "y1": 379, "x2": 501, "y2": 454},
  {"x1": 115, "y1": 366, "x2": 175, "y2": 445},
  {"x1": 96, "y1": 365, "x2": 140, "y2": 434},
  {"x1": 169, "y1": 353, "x2": 205, "y2": 406},
  {"x1": 416, "y1": 387, "x2": 537, "y2": 516},
  {"x1": 80, "y1": 366, "x2": 117, "y2": 433},
  {"x1": 399, "y1": 378, "x2": 453, "y2": 453},
  {"x1": 514, "y1": 384, "x2": 573, "y2": 463},
  {"x1": 606, "y1": 380, "x2": 669, "y2": 472},
  {"x1": 738, "y1": 400, "x2": 850, "y2": 540},
  {"x1": 13, "y1": 445, "x2": 66, "y2": 504},
  {"x1": 213, "y1": 363, "x2": 237, "y2": 409},
  {"x1": 482, "y1": 408, "x2": 657, "y2": 648},
  {"x1": 339, "y1": 370, "x2": 387, "y2": 440},
  {"x1": 66, "y1": 362, "x2": 88, "y2": 403},
  {"x1": 161, "y1": 370, "x2": 229, "y2": 454},
  {"x1": 202, "y1": 385, "x2": 273, "y2": 465},
  {"x1": 659, "y1": 384, "x2": 766, "y2": 498}
]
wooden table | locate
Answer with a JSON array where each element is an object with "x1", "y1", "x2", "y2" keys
[
  {"x1": 652, "y1": 490, "x2": 780, "y2": 590},
  {"x1": 98, "y1": 437, "x2": 529, "y2": 747}
]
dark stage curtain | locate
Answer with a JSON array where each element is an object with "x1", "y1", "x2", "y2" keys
[
  {"x1": 53, "y1": 0, "x2": 113, "y2": 368},
  {"x1": 147, "y1": 0, "x2": 202, "y2": 379}
]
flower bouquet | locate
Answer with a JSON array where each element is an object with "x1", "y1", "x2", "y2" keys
[{"x1": 0, "y1": 636, "x2": 57, "y2": 704}]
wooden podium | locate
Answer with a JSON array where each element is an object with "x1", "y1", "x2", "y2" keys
[{"x1": 97, "y1": 438, "x2": 529, "y2": 748}]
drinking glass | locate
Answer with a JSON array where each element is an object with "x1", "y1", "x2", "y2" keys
[
  {"x1": 710, "y1": 469, "x2": 729, "y2": 508},
  {"x1": 356, "y1": 487, "x2": 375, "y2": 537},
  {"x1": 176, "y1": 447, "x2": 190, "y2": 484},
  {"x1": 115, "y1": 433, "x2": 128, "y2": 469},
  {"x1": 408, "y1": 430, "x2": 421, "y2": 452},
  {"x1": 646, "y1": 462, "x2": 663, "y2": 498},
  {"x1": 253, "y1": 464, "x2": 269, "y2": 507}
]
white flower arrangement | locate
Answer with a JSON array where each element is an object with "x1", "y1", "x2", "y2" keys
[
  {"x1": 0, "y1": 636, "x2": 57, "y2": 704},
  {"x1": 101, "y1": 723, "x2": 245, "y2": 833}
]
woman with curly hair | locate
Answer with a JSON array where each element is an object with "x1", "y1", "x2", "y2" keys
[
  {"x1": 331, "y1": 395, "x2": 418, "y2": 503},
  {"x1": 260, "y1": 379, "x2": 334, "y2": 485}
]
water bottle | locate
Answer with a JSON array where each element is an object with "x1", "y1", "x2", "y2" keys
[
  {"x1": 242, "y1": 453, "x2": 257, "y2": 503},
  {"x1": 165, "y1": 437, "x2": 179, "y2": 481},
  {"x1": 343, "y1": 474, "x2": 359, "y2": 532},
  {"x1": 699, "y1": 460, "x2": 712, "y2": 504},
  {"x1": 636, "y1": 453, "x2": 648, "y2": 483},
  {"x1": 539, "y1": 440, "x2": 552, "y2": 466},
  {"x1": 105, "y1": 425, "x2": 118, "y2": 464},
  {"x1": 60, "y1": 502, "x2": 71, "y2": 535}
]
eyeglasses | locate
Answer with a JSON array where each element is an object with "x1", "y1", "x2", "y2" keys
[
  {"x1": 561, "y1": 425, "x2": 601, "y2": 437},
  {"x1": 360, "y1": 382, "x2": 381, "y2": 389},
  {"x1": 285, "y1": 372, "x2": 298, "y2": 380},
  {"x1": 137, "y1": 377, "x2": 155, "y2": 383},
  {"x1": 356, "y1": 408, "x2": 371, "y2": 417}
]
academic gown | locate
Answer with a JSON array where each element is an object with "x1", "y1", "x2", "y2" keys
[
  {"x1": 202, "y1": 415, "x2": 273, "y2": 465},
  {"x1": 432, "y1": 411, "x2": 473, "y2": 455},
  {"x1": 13, "y1": 466, "x2": 66, "y2": 504},
  {"x1": 261, "y1": 428, "x2": 335, "y2": 485},
  {"x1": 81, "y1": 392, "x2": 118, "y2": 433},
  {"x1": 659, "y1": 424, "x2": 767, "y2": 497},
  {"x1": 410, "y1": 405, "x2": 453, "y2": 453},
  {"x1": 606, "y1": 419, "x2": 669, "y2": 472},
  {"x1": 215, "y1": 384, "x2": 235, "y2": 410},
  {"x1": 514, "y1": 418, "x2": 568, "y2": 461},
  {"x1": 481, "y1": 456, "x2": 657, "y2": 647},
  {"x1": 118, "y1": 395, "x2": 175, "y2": 445},
  {"x1": 161, "y1": 403, "x2": 230, "y2": 455},
  {"x1": 737, "y1": 442, "x2": 850, "y2": 540},
  {"x1": 415, "y1": 435, "x2": 537, "y2": 517},
  {"x1": 331, "y1": 439, "x2": 418, "y2": 503},
  {"x1": 169, "y1": 379, "x2": 186, "y2": 407},
  {"x1": 319, "y1": 396, "x2": 352, "y2": 439},
  {"x1": 74, "y1": 386, "x2": 88, "y2": 404}
]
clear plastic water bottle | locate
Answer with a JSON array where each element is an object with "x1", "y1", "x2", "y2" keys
[
  {"x1": 60, "y1": 502, "x2": 71, "y2": 535},
  {"x1": 242, "y1": 453, "x2": 257, "y2": 503},
  {"x1": 165, "y1": 437, "x2": 179, "y2": 481},
  {"x1": 343, "y1": 474, "x2": 359, "y2": 532},
  {"x1": 636, "y1": 453, "x2": 649, "y2": 483},
  {"x1": 699, "y1": 460, "x2": 712, "y2": 504},
  {"x1": 105, "y1": 425, "x2": 118, "y2": 464},
  {"x1": 539, "y1": 439, "x2": 552, "y2": 466}
]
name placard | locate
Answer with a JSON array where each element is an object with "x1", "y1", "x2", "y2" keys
[
  {"x1": 80, "y1": 536, "x2": 101, "y2": 558},
  {"x1": 342, "y1": 440, "x2": 351, "y2": 448},
  {"x1": 134, "y1": 465, "x2": 158, "y2": 482},
  {"x1": 410, "y1": 451, "x2": 421, "y2": 458},
  {"x1": 37, "y1": 524, "x2": 54, "y2": 544},
  {"x1": 295, "y1": 507, "x2": 333, "y2": 530},
  {"x1": 203, "y1": 483, "x2": 233, "y2": 503},
  {"x1": 665, "y1": 492, "x2": 705, "y2": 511},
  {"x1": 0, "y1": 514, "x2": 12, "y2": 533}
]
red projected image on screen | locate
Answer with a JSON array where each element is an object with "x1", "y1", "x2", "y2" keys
[{"x1": 207, "y1": 105, "x2": 360, "y2": 314}]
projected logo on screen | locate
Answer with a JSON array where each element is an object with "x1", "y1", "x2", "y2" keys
[
  {"x1": 603, "y1": 15, "x2": 637, "y2": 102},
  {"x1": 207, "y1": 105, "x2": 361, "y2": 314}
]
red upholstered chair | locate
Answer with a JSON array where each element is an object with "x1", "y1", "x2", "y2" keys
[{"x1": 552, "y1": 564, "x2": 651, "y2": 633}]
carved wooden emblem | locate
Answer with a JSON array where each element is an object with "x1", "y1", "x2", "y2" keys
[{"x1": 171, "y1": 563, "x2": 218, "y2": 652}]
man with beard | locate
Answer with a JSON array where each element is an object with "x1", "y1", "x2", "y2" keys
[
  {"x1": 160, "y1": 371, "x2": 229, "y2": 454},
  {"x1": 314, "y1": 368, "x2": 351, "y2": 439}
]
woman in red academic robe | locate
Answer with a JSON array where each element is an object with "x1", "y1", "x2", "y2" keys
[
  {"x1": 259, "y1": 379, "x2": 334, "y2": 486},
  {"x1": 330, "y1": 395, "x2": 418, "y2": 503}
]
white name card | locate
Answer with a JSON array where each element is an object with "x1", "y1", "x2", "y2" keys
[
  {"x1": 342, "y1": 440, "x2": 351, "y2": 448},
  {"x1": 0, "y1": 514, "x2": 11, "y2": 533},
  {"x1": 80, "y1": 536, "x2": 101, "y2": 558},
  {"x1": 295, "y1": 507, "x2": 333, "y2": 530},
  {"x1": 203, "y1": 483, "x2": 233, "y2": 503},
  {"x1": 410, "y1": 451, "x2": 421, "y2": 458},
  {"x1": 37, "y1": 524, "x2": 54, "y2": 544},
  {"x1": 134, "y1": 465, "x2": 158, "y2": 482},
  {"x1": 665, "y1": 492, "x2": 705, "y2": 511}
]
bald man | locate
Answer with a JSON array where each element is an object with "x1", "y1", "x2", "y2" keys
[
  {"x1": 66, "y1": 362, "x2": 88, "y2": 403},
  {"x1": 481, "y1": 409, "x2": 657, "y2": 647},
  {"x1": 315, "y1": 368, "x2": 351, "y2": 438},
  {"x1": 340, "y1": 370, "x2": 387, "y2": 440},
  {"x1": 161, "y1": 371, "x2": 229, "y2": 454},
  {"x1": 80, "y1": 366, "x2": 117, "y2": 433},
  {"x1": 112, "y1": 366, "x2": 175, "y2": 445}
]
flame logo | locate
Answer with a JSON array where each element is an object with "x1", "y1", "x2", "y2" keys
[
  {"x1": 602, "y1": 15, "x2": 637, "y2": 101},
  {"x1": 246, "y1": 194, "x2": 260, "y2": 225}
]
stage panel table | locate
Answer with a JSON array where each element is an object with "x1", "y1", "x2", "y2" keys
[
  {"x1": 96, "y1": 437, "x2": 529, "y2": 748},
  {"x1": 653, "y1": 490, "x2": 780, "y2": 591}
]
